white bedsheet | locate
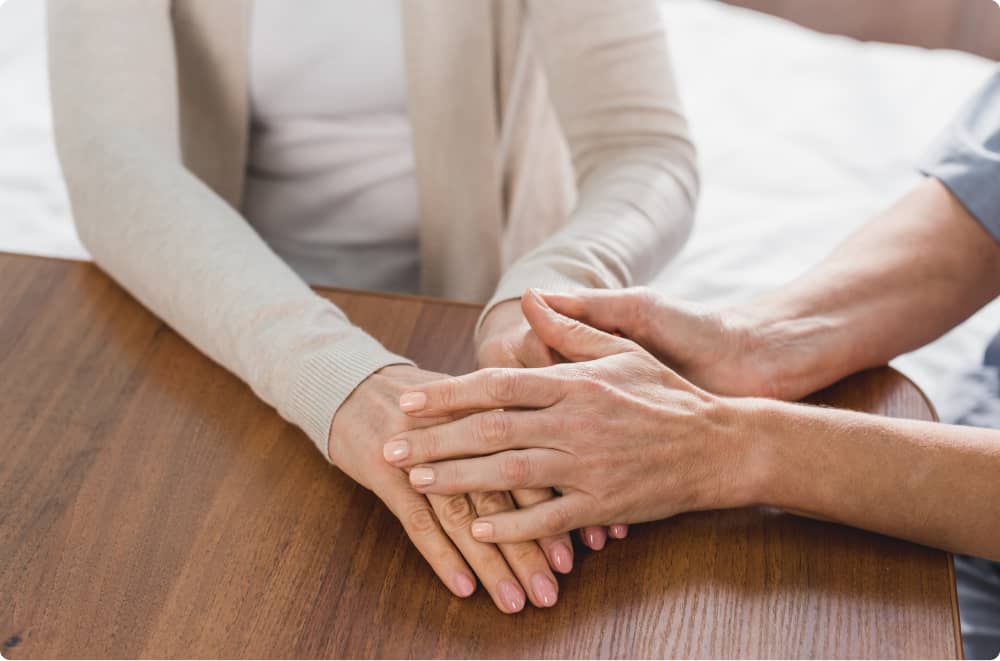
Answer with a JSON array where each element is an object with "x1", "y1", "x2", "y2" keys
[{"x1": 1, "y1": 0, "x2": 998, "y2": 406}]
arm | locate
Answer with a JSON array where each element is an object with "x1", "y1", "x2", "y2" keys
[
  {"x1": 751, "y1": 397, "x2": 1000, "y2": 560},
  {"x1": 534, "y1": 68, "x2": 1000, "y2": 401},
  {"x1": 735, "y1": 176, "x2": 1000, "y2": 399},
  {"x1": 388, "y1": 292, "x2": 1000, "y2": 561},
  {"x1": 480, "y1": 0, "x2": 698, "y2": 324},
  {"x1": 48, "y1": 2, "x2": 568, "y2": 611},
  {"x1": 47, "y1": 0, "x2": 407, "y2": 452}
]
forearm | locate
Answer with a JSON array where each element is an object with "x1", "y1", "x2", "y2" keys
[
  {"x1": 48, "y1": 2, "x2": 409, "y2": 453},
  {"x1": 737, "y1": 178, "x2": 1000, "y2": 399},
  {"x1": 481, "y1": 0, "x2": 698, "y2": 329},
  {"x1": 745, "y1": 397, "x2": 1000, "y2": 560}
]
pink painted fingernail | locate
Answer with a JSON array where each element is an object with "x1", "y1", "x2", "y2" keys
[
  {"x1": 551, "y1": 543, "x2": 573, "y2": 574},
  {"x1": 471, "y1": 521, "x2": 494, "y2": 539},
  {"x1": 610, "y1": 524, "x2": 627, "y2": 539},
  {"x1": 531, "y1": 573, "x2": 558, "y2": 608},
  {"x1": 585, "y1": 527, "x2": 606, "y2": 551},
  {"x1": 409, "y1": 467, "x2": 435, "y2": 487},
  {"x1": 498, "y1": 579, "x2": 526, "y2": 613},
  {"x1": 454, "y1": 573, "x2": 476, "y2": 597},
  {"x1": 383, "y1": 440, "x2": 410, "y2": 462},
  {"x1": 399, "y1": 392, "x2": 427, "y2": 412}
]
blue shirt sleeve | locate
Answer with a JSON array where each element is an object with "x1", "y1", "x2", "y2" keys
[{"x1": 920, "y1": 67, "x2": 1000, "y2": 243}]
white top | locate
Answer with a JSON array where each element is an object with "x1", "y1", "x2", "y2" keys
[{"x1": 244, "y1": 0, "x2": 420, "y2": 293}]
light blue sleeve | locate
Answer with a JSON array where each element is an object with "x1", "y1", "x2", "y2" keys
[{"x1": 920, "y1": 67, "x2": 1000, "y2": 243}]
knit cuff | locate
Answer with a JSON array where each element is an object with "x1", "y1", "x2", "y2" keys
[
  {"x1": 476, "y1": 268, "x2": 601, "y2": 341},
  {"x1": 284, "y1": 331, "x2": 414, "y2": 461}
]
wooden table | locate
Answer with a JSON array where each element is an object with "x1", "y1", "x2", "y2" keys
[{"x1": 0, "y1": 254, "x2": 960, "y2": 658}]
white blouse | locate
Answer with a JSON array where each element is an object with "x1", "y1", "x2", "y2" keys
[{"x1": 244, "y1": 0, "x2": 421, "y2": 294}]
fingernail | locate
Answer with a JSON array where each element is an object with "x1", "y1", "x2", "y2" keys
[
  {"x1": 610, "y1": 524, "x2": 627, "y2": 539},
  {"x1": 399, "y1": 392, "x2": 427, "y2": 412},
  {"x1": 409, "y1": 467, "x2": 435, "y2": 487},
  {"x1": 551, "y1": 543, "x2": 573, "y2": 574},
  {"x1": 383, "y1": 440, "x2": 410, "y2": 462},
  {"x1": 454, "y1": 573, "x2": 476, "y2": 597},
  {"x1": 531, "y1": 573, "x2": 558, "y2": 608},
  {"x1": 498, "y1": 579, "x2": 526, "y2": 613},
  {"x1": 471, "y1": 521, "x2": 494, "y2": 539},
  {"x1": 585, "y1": 527, "x2": 606, "y2": 551}
]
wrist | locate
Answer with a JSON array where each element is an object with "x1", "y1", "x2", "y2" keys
[
  {"x1": 716, "y1": 396, "x2": 787, "y2": 509},
  {"x1": 727, "y1": 301, "x2": 848, "y2": 401},
  {"x1": 476, "y1": 299, "x2": 520, "y2": 348}
]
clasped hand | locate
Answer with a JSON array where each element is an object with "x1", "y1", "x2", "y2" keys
[{"x1": 385, "y1": 289, "x2": 758, "y2": 545}]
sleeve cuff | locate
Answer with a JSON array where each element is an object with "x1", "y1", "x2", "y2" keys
[
  {"x1": 477, "y1": 268, "x2": 601, "y2": 340},
  {"x1": 283, "y1": 330, "x2": 414, "y2": 462}
]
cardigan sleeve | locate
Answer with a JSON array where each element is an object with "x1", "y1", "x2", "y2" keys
[
  {"x1": 482, "y1": 0, "x2": 698, "y2": 321},
  {"x1": 46, "y1": 0, "x2": 412, "y2": 459}
]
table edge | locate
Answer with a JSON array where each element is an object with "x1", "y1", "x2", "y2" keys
[{"x1": 4, "y1": 253, "x2": 960, "y2": 655}]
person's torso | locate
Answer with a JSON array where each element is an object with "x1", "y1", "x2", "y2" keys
[{"x1": 243, "y1": 0, "x2": 421, "y2": 294}]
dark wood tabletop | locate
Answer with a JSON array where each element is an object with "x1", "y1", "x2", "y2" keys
[{"x1": 0, "y1": 253, "x2": 960, "y2": 659}]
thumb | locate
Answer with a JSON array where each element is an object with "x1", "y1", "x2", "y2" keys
[
  {"x1": 541, "y1": 288, "x2": 646, "y2": 339},
  {"x1": 521, "y1": 289, "x2": 633, "y2": 362}
]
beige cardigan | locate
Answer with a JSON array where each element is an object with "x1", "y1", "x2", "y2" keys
[{"x1": 47, "y1": 0, "x2": 698, "y2": 458}]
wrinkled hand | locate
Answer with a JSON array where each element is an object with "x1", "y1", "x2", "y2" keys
[
  {"x1": 538, "y1": 287, "x2": 782, "y2": 399},
  {"x1": 384, "y1": 291, "x2": 757, "y2": 542},
  {"x1": 477, "y1": 300, "x2": 627, "y2": 549},
  {"x1": 329, "y1": 364, "x2": 560, "y2": 612}
]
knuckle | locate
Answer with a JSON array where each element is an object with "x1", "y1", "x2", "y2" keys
[
  {"x1": 474, "y1": 410, "x2": 511, "y2": 449},
  {"x1": 486, "y1": 368, "x2": 520, "y2": 404},
  {"x1": 437, "y1": 377, "x2": 463, "y2": 409},
  {"x1": 568, "y1": 363, "x2": 602, "y2": 385},
  {"x1": 505, "y1": 542, "x2": 543, "y2": 567},
  {"x1": 420, "y1": 429, "x2": 442, "y2": 462},
  {"x1": 438, "y1": 495, "x2": 476, "y2": 528},
  {"x1": 499, "y1": 452, "x2": 532, "y2": 487},
  {"x1": 403, "y1": 503, "x2": 439, "y2": 537},
  {"x1": 473, "y1": 491, "x2": 513, "y2": 515}
]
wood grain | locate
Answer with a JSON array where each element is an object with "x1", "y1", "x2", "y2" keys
[{"x1": 0, "y1": 254, "x2": 959, "y2": 658}]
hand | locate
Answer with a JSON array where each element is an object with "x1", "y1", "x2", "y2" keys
[
  {"x1": 385, "y1": 291, "x2": 760, "y2": 542},
  {"x1": 537, "y1": 287, "x2": 785, "y2": 399},
  {"x1": 478, "y1": 300, "x2": 628, "y2": 549},
  {"x1": 329, "y1": 364, "x2": 561, "y2": 612}
]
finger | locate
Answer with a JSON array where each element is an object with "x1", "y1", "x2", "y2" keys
[
  {"x1": 521, "y1": 288, "x2": 635, "y2": 362},
  {"x1": 410, "y1": 450, "x2": 569, "y2": 495},
  {"x1": 399, "y1": 368, "x2": 563, "y2": 417},
  {"x1": 580, "y1": 526, "x2": 608, "y2": 551},
  {"x1": 609, "y1": 524, "x2": 629, "y2": 539},
  {"x1": 426, "y1": 492, "x2": 527, "y2": 614},
  {"x1": 511, "y1": 488, "x2": 574, "y2": 574},
  {"x1": 470, "y1": 494, "x2": 591, "y2": 544},
  {"x1": 541, "y1": 288, "x2": 647, "y2": 337},
  {"x1": 515, "y1": 328, "x2": 560, "y2": 367},
  {"x1": 383, "y1": 409, "x2": 551, "y2": 468},
  {"x1": 380, "y1": 474, "x2": 477, "y2": 599},
  {"x1": 469, "y1": 491, "x2": 559, "y2": 608}
]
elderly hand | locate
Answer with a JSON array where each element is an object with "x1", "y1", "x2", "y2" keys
[
  {"x1": 477, "y1": 300, "x2": 628, "y2": 550},
  {"x1": 537, "y1": 287, "x2": 788, "y2": 399},
  {"x1": 384, "y1": 291, "x2": 761, "y2": 542},
  {"x1": 329, "y1": 363, "x2": 560, "y2": 611}
]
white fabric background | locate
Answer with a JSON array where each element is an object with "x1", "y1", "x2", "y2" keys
[{"x1": 1, "y1": 0, "x2": 998, "y2": 406}]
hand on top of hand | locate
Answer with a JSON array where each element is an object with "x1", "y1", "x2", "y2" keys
[
  {"x1": 536, "y1": 287, "x2": 783, "y2": 399},
  {"x1": 385, "y1": 290, "x2": 763, "y2": 543},
  {"x1": 477, "y1": 299, "x2": 629, "y2": 550},
  {"x1": 328, "y1": 363, "x2": 564, "y2": 613}
]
